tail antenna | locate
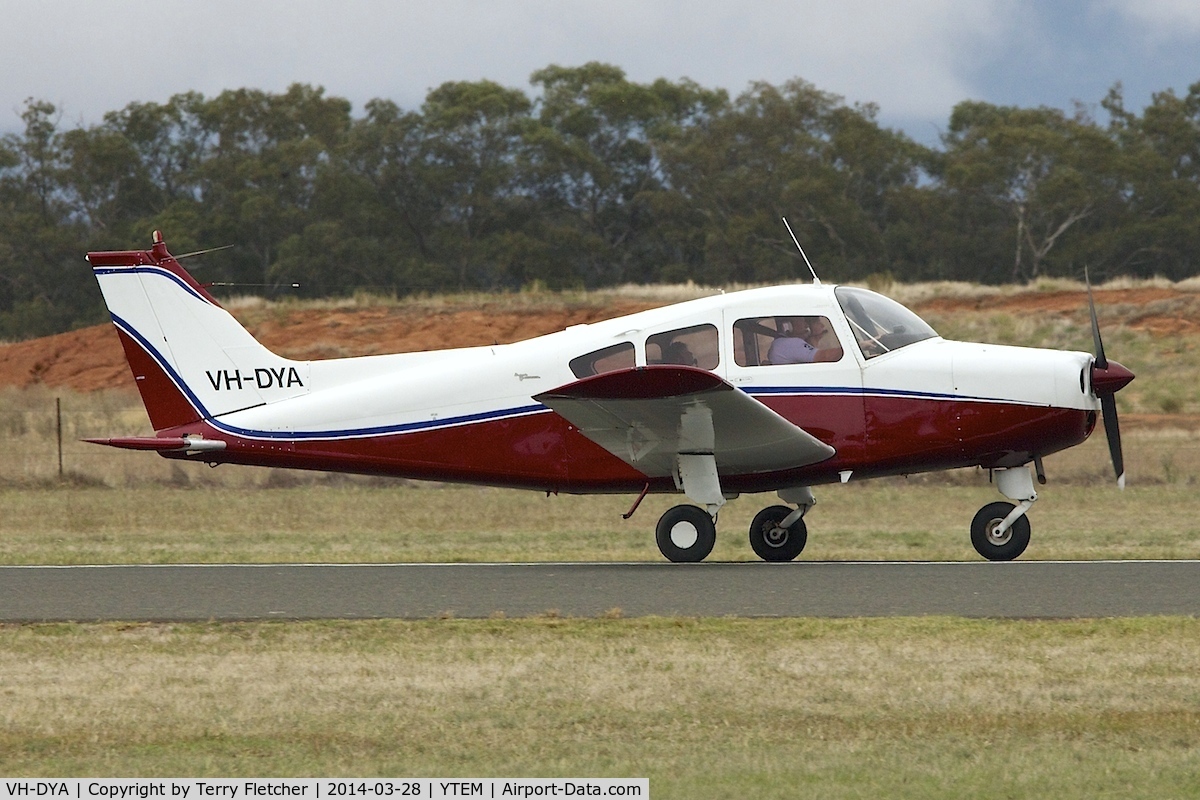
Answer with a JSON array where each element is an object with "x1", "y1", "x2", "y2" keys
[
  {"x1": 177, "y1": 244, "x2": 236, "y2": 260},
  {"x1": 782, "y1": 217, "x2": 820, "y2": 285}
]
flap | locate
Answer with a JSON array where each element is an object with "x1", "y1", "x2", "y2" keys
[{"x1": 534, "y1": 366, "x2": 835, "y2": 478}]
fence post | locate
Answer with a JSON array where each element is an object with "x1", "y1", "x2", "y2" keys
[{"x1": 56, "y1": 396, "x2": 63, "y2": 478}]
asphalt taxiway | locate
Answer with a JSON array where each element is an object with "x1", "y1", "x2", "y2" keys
[{"x1": 2, "y1": 560, "x2": 1198, "y2": 621}]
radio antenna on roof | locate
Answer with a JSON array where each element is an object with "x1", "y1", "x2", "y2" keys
[{"x1": 782, "y1": 217, "x2": 820, "y2": 285}]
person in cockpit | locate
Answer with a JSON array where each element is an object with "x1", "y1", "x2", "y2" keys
[{"x1": 767, "y1": 318, "x2": 817, "y2": 364}]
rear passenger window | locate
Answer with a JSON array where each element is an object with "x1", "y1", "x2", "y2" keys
[
  {"x1": 646, "y1": 324, "x2": 719, "y2": 370},
  {"x1": 569, "y1": 342, "x2": 635, "y2": 378}
]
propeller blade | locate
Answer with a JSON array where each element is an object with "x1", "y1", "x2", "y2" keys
[
  {"x1": 1100, "y1": 394, "x2": 1125, "y2": 490},
  {"x1": 1086, "y1": 268, "x2": 1130, "y2": 488},
  {"x1": 1086, "y1": 267, "x2": 1107, "y2": 370}
]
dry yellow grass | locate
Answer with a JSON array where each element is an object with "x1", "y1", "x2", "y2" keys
[
  {"x1": 2, "y1": 479, "x2": 1198, "y2": 564},
  {"x1": 1, "y1": 617, "x2": 1198, "y2": 796}
]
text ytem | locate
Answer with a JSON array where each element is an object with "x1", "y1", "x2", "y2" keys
[{"x1": 205, "y1": 367, "x2": 304, "y2": 391}]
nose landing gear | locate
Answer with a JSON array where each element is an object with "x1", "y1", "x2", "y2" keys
[
  {"x1": 970, "y1": 501, "x2": 1031, "y2": 561},
  {"x1": 971, "y1": 465, "x2": 1037, "y2": 561}
]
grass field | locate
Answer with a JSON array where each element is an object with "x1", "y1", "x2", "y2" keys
[
  {"x1": 1, "y1": 617, "x2": 1198, "y2": 797},
  {"x1": 1, "y1": 480, "x2": 1198, "y2": 564}
]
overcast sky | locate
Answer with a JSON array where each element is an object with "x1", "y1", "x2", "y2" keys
[{"x1": 2, "y1": 0, "x2": 1198, "y2": 145}]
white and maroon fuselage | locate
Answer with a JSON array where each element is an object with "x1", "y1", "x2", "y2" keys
[{"x1": 86, "y1": 239, "x2": 1122, "y2": 499}]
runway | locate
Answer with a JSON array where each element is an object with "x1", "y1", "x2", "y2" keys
[{"x1": 2, "y1": 561, "x2": 1199, "y2": 621}]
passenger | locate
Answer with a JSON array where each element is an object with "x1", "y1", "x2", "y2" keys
[
  {"x1": 767, "y1": 319, "x2": 817, "y2": 364},
  {"x1": 662, "y1": 340, "x2": 697, "y2": 366}
]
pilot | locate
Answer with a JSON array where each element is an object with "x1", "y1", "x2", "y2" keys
[
  {"x1": 805, "y1": 316, "x2": 843, "y2": 361},
  {"x1": 766, "y1": 319, "x2": 817, "y2": 364}
]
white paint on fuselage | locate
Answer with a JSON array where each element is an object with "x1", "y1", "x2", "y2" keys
[
  {"x1": 213, "y1": 284, "x2": 1098, "y2": 440},
  {"x1": 861, "y1": 338, "x2": 1098, "y2": 411}
]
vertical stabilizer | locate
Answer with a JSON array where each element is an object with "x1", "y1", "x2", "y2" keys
[{"x1": 87, "y1": 232, "x2": 310, "y2": 431}]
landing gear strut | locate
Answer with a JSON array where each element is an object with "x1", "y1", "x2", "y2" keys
[{"x1": 652, "y1": 455, "x2": 818, "y2": 563}]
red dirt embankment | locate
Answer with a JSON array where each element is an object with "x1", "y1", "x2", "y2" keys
[{"x1": 0, "y1": 301, "x2": 658, "y2": 392}]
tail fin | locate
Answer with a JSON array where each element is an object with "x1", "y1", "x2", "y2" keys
[{"x1": 87, "y1": 232, "x2": 309, "y2": 431}]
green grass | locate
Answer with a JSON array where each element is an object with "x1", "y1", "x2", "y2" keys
[
  {"x1": 1, "y1": 617, "x2": 1198, "y2": 797},
  {"x1": 2, "y1": 481, "x2": 1199, "y2": 564}
]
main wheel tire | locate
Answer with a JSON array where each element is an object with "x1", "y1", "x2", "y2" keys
[
  {"x1": 655, "y1": 505, "x2": 717, "y2": 563},
  {"x1": 749, "y1": 505, "x2": 808, "y2": 562},
  {"x1": 970, "y1": 501, "x2": 1031, "y2": 561}
]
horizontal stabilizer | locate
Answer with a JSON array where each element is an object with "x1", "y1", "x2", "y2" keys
[{"x1": 535, "y1": 366, "x2": 835, "y2": 478}]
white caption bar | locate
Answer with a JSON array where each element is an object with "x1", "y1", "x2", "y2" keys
[{"x1": 0, "y1": 780, "x2": 648, "y2": 800}]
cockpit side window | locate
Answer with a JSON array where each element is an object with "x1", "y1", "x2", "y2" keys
[
  {"x1": 569, "y1": 342, "x2": 635, "y2": 379},
  {"x1": 733, "y1": 316, "x2": 843, "y2": 366},
  {"x1": 646, "y1": 324, "x2": 719, "y2": 370},
  {"x1": 835, "y1": 286, "x2": 937, "y2": 359}
]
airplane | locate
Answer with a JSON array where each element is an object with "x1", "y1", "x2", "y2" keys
[{"x1": 84, "y1": 231, "x2": 1135, "y2": 563}]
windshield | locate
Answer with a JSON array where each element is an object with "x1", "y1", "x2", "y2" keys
[{"x1": 835, "y1": 286, "x2": 938, "y2": 359}]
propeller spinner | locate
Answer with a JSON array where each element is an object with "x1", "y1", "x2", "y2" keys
[{"x1": 1085, "y1": 271, "x2": 1135, "y2": 488}]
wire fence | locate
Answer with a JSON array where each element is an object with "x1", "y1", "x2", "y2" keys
[{"x1": 0, "y1": 389, "x2": 279, "y2": 487}]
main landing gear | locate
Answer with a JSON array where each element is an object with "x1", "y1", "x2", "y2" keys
[
  {"x1": 653, "y1": 486, "x2": 816, "y2": 563},
  {"x1": 655, "y1": 505, "x2": 717, "y2": 562},
  {"x1": 748, "y1": 506, "x2": 808, "y2": 562}
]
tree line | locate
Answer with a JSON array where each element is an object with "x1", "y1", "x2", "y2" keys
[{"x1": 1, "y1": 62, "x2": 1198, "y2": 339}]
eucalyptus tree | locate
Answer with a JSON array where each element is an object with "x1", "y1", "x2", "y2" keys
[
  {"x1": 190, "y1": 84, "x2": 353, "y2": 288},
  {"x1": 939, "y1": 101, "x2": 1123, "y2": 282},
  {"x1": 418, "y1": 79, "x2": 534, "y2": 289},
  {"x1": 1101, "y1": 82, "x2": 1200, "y2": 279},
  {"x1": 57, "y1": 122, "x2": 144, "y2": 239},
  {"x1": 660, "y1": 79, "x2": 925, "y2": 284},
  {"x1": 522, "y1": 63, "x2": 725, "y2": 287},
  {"x1": 8, "y1": 99, "x2": 63, "y2": 223},
  {"x1": 342, "y1": 98, "x2": 439, "y2": 265},
  {"x1": 88, "y1": 91, "x2": 214, "y2": 248},
  {"x1": 274, "y1": 97, "x2": 420, "y2": 296},
  {"x1": 0, "y1": 99, "x2": 99, "y2": 337}
]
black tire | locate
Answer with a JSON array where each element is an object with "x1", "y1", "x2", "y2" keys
[
  {"x1": 749, "y1": 505, "x2": 808, "y2": 562},
  {"x1": 970, "y1": 501, "x2": 1031, "y2": 561},
  {"x1": 655, "y1": 505, "x2": 717, "y2": 563}
]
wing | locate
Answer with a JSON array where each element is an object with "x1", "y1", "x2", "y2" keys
[{"x1": 534, "y1": 366, "x2": 835, "y2": 479}]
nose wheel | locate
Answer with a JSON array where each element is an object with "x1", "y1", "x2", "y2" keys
[{"x1": 970, "y1": 501, "x2": 1031, "y2": 561}]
